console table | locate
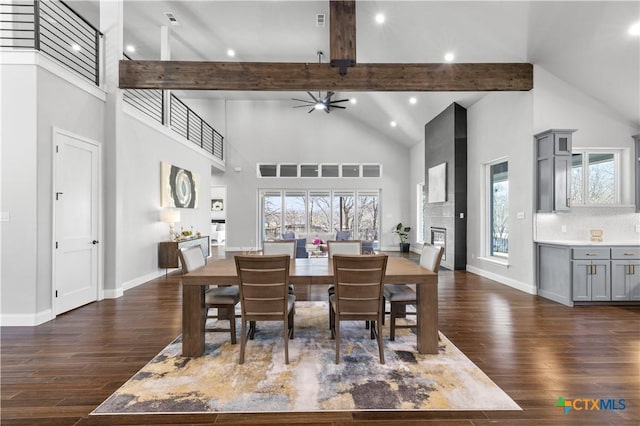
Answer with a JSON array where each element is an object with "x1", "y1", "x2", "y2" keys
[{"x1": 158, "y1": 235, "x2": 210, "y2": 269}]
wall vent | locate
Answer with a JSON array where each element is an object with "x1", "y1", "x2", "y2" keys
[
  {"x1": 316, "y1": 14, "x2": 326, "y2": 27},
  {"x1": 164, "y1": 12, "x2": 180, "y2": 26}
]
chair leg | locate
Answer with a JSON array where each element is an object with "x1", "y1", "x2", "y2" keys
[
  {"x1": 249, "y1": 320, "x2": 256, "y2": 340},
  {"x1": 284, "y1": 321, "x2": 289, "y2": 365},
  {"x1": 329, "y1": 304, "x2": 335, "y2": 339},
  {"x1": 370, "y1": 321, "x2": 376, "y2": 339},
  {"x1": 376, "y1": 317, "x2": 385, "y2": 364},
  {"x1": 334, "y1": 317, "x2": 340, "y2": 364},
  {"x1": 390, "y1": 303, "x2": 397, "y2": 341},
  {"x1": 239, "y1": 318, "x2": 247, "y2": 364},
  {"x1": 229, "y1": 305, "x2": 237, "y2": 345},
  {"x1": 288, "y1": 309, "x2": 295, "y2": 339}
]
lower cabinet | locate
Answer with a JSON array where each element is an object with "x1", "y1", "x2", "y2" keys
[
  {"x1": 537, "y1": 243, "x2": 640, "y2": 306},
  {"x1": 611, "y1": 260, "x2": 640, "y2": 301}
]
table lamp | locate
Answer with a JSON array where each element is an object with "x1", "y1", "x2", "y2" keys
[{"x1": 162, "y1": 209, "x2": 181, "y2": 241}]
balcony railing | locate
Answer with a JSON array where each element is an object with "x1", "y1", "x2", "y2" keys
[
  {"x1": 170, "y1": 94, "x2": 224, "y2": 161},
  {"x1": 0, "y1": 0, "x2": 102, "y2": 85}
]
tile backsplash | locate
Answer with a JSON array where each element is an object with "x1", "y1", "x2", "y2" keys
[{"x1": 535, "y1": 207, "x2": 640, "y2": 242}]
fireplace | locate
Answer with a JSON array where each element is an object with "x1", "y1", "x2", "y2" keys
[{"x1": 430, "y1": 227, "x2": 446, "y2": 260}]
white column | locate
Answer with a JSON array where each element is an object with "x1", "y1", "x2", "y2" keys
[
  {"x1": 160, "y1": 26, "x2": 171, "y2": 126},
  {"x1": 100, "y1": 0, "x2": 124, "y2": 297}
]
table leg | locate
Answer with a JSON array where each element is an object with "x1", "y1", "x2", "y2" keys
[
  {"x1": 416, "y1": 281, "x2": 438, "y2": 354},
  {"x1": 182, "y1": 285, "x2": 206, "y2": 357}
]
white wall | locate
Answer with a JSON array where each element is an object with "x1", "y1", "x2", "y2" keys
[
  {"x1": 466, "y1": 92, "x2": 535, "y2": 293},
  {"x1": 208, "y1": 100, "x2": 411, "y2": 250},
  {"x1": 118, "y1": 109, "x2": 213, "y2": 286},
  {"x1": 1, "y1": 60, "x2": 105, "y2": 322}
]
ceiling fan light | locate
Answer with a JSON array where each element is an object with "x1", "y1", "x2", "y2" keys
[{"x1": 315, "y1": 103, "x2": 326, "y2": 110}]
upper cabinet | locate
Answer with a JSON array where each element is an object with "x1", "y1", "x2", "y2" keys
[
  {"x1": 634, "y1": 135, "x2": 639, "y2": 212},
  {"x1": 535, "y1": 129, "x2": 576, "y2": 212}
]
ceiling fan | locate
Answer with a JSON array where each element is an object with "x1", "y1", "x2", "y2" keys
[
  {"x1": 291, "y1": 51, "x2": 349, "y2": 113},
  {"x1": 292, "y1": 90, "x2": 349, "y2": 114}
]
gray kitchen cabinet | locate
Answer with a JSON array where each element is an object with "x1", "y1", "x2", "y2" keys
[
  {"x1": 535, "y1": 129, "x2": 576, "y2": 212},
  {"x1": 537, "y1": 243, "x2": 640, "y2": 306},
  {"x1": 611, "y1": 247, "x2": 640, "y2": 300}
]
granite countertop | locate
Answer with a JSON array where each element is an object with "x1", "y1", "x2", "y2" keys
[{"x1": 535, "y1": 240, "x2": 640, "y2": 247}]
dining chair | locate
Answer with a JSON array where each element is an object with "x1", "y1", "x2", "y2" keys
[
  {"x1": 178, "y1": 245, "x2": 239, "y2": 344},
  {"x1": 383, "y1": 243, "x2": 444, "y2": 341},
  {"x1": 263, "y1": 240, "x2": 296, "y2": 257},
  {"x1": 329, "y1": 254, "x2": 388, "y2": 364},
  {"x1": 234, "y1": 254, "x2": 295, "y2": 364},
  {"x1": 326, "y1": 240, "x2": 363, "y2": 322},
  {"x1": 263, "y1": 240, "x2": 296, "y2": 294}
]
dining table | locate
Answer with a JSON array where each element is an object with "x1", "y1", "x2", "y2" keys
[{"x1": 180, "y1": 256, "x2": 438, "y2": 357}]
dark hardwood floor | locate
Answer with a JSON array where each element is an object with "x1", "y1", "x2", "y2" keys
[{"x1": 2, "y1": 249, "x2": 638, "y2": 425}]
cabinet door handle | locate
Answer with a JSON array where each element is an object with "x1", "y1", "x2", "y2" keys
[
  {"x1": 623, "y1": 252, "x2": 635, "y2": 256},
  {"x1": 585, "y1": 253, "x2": 597, "y2": 256}
]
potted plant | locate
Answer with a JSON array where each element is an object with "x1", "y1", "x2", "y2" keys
[{"x1": 394, "y1": 222, "x2": 411, "y2": 252}]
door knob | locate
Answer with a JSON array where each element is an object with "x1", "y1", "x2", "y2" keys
[{"x1": 92, "y1": 240, "x2": 99, "y2": 245}]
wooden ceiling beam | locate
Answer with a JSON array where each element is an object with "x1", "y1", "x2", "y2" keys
[
  {"x1": 329, "y1": 0, "x2": 356, "y2": 75},
  {"x1": 119, "y1": 60, "x2": 533, "y2": 91}
]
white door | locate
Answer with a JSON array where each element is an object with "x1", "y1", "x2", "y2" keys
[{"x1": 54, "y1": 131, "x2": 100, "y2": 315}]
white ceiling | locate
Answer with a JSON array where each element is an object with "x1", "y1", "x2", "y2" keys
[{"x1": 70, "y1": 1, "x2": 640, "y2": 147}]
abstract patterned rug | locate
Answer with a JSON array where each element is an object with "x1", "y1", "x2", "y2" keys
[{"x1": 92, "y1": 302, "x2": 520, "y2": 414}]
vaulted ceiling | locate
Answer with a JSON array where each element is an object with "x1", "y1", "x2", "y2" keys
[{"x1": 72, "y1": 1, "x2": 639, "y2": 147}]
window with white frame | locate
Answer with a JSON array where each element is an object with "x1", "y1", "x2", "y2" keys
[
  {"x1": 486, "y1": 160, "x2": 509, "y2": 259},
  {"x1": 259, "y1": 189, "x2": 380, "y2": 248},
  {"x1": 571, "y1": 149, "x2": 620, "y2": 205}
]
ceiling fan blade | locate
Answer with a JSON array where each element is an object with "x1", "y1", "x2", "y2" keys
[
  {"x1": 324, "y1": 107, "x2": 330, "y2": 114},
  {"x1": 308, "y1": 107, "x2": 315, "y2": 113},
  {"x1": 291, "y1": 98, "x2": 314, "y2": 103},
  {"x1": 329, "y1": 99, "x2": 349, "y2": 103},
  {"x1": 329, "y1": 105, "x2": 346, "y2": 109},
  {"x1": 307, "y1": 91, "x2": 319, "y2": 102},
  {"x1": 293, "y1": 105, "x2": 313, "y2": 108}
]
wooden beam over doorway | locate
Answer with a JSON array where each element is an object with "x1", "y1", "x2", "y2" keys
[
  {"x1": 119, "y1": 61, "x2": 533, "y2": 92},
  {"x1": 330, "y1": 0, "x2": 356, "y2": 75}
]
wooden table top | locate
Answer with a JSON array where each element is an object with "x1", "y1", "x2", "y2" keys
[{"x1": 181, "y1": 256, "x2": 437, "y2": 286}]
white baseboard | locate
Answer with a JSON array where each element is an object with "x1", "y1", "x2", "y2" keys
[
  {"x1": 465, "y1": 265, "x2": 537, "y2": 295},
  {"x1": 121, "y1": 270, "x2": 169, "y2": 292},
  {"x1": 103, "y1": 287, "x2": 124, "y2": 299},
  {"x1": 1, "y1": 309, "x2": 53, "y2": 326}
]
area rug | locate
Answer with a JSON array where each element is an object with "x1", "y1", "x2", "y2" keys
[{"x1": 92, "y1": 302, "x2": 520, "y2": 414}]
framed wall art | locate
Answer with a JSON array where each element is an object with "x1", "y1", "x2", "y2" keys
[
  {"x1": 428, "y1": 162, "x2": 447, "y2": 203},
  {"x1": 161, "y1": 162, "x2": 199, "y2": 208},
  {"x1": 211, "y1": 199, "x2": 224, "y2": 211}
]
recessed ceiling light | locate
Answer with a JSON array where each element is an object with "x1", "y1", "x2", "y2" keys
[
  {"x1": 227, "y1": 48, "x2": 235, "y2": 57},
  {"x1": 390, "y1": 121, "x2": 397, "y2": 127},
  {"x1": 629, "y1": 21, "x2": 640, "y2": 36},
  {"x1": 125, "y1": 45, "x2": 135, "y2": 53},
  {"x1": 71, "y1": 44, "x2": 81, "y2": 52},
  {"x1": 375, "y1": 13, "x2": 385, "y2": 24},
  {"x1": 409, "y1": 97, "x2": 417, "y2": 105},
  {"x1": 444, "y1": 52, "x2": 455, "y2": 62},
  {"x1": 350, "y1": 98, "x2": 357, "y2": 104}
]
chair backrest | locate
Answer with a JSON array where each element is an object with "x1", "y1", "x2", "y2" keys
[
  {"x1": 281, "y1": 232, "x2": 295, "y2": 240},
  {"x1": 420, "y1": 243, "x2": 445, "y2": 272},
  {"x1": 332, "y1": 254, "x2": 388, "y2": 320},
  {"x1": 263, "y1": 240, "x2": 296, "y2": 257},
  {"x1": 235, "y1": 255, "x2": 291, "y2": 320},
  {"x1": 335, "y1": 231, "x2": 351, "y2": 241},
  {"x1": 178, "y1": 245, "x2": 206, "y2": 273},
  {"x1": 327, "y1": 240, "x2": 362, "y2": 258}
]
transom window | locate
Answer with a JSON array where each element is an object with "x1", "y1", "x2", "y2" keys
[{"x1": 257, "y1": 163, "x2": 381, "y2": 178}]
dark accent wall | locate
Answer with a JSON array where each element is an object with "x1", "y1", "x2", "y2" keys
[{"x1": 424, "y1": 103, "x2": 467, "y2": 270}]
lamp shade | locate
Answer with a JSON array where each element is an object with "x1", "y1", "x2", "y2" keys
[{"x1": 162, "y1": 209, "x2": 181, "y2": 224}]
